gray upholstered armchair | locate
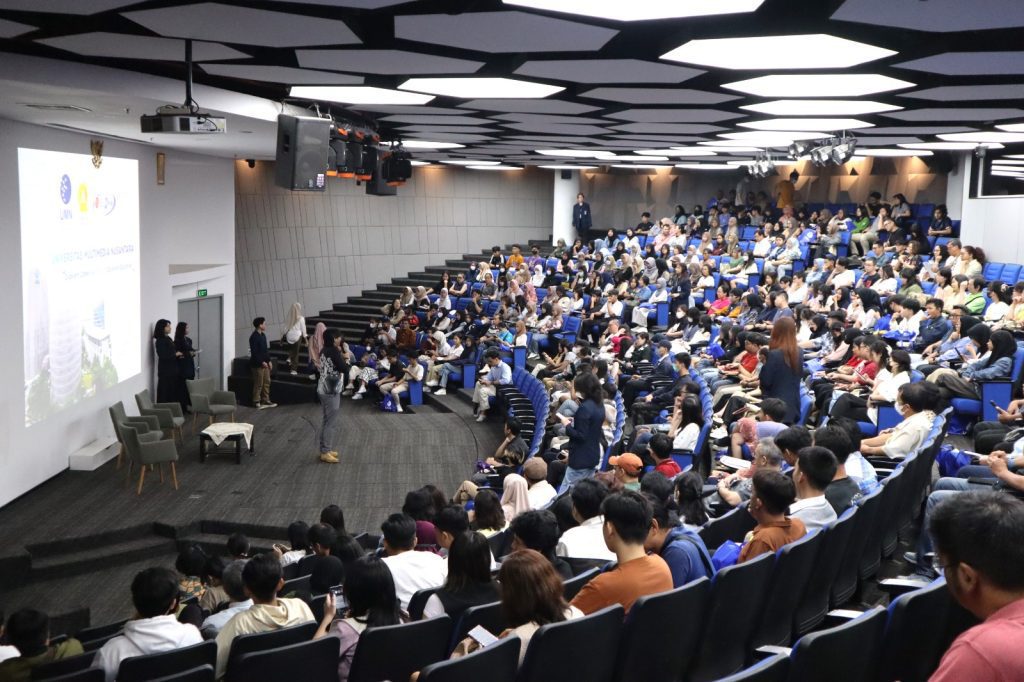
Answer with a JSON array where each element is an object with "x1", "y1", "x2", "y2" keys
[
  {"x1": 109, "y1": 401, "x2": 162, "y2": 470},
  {"x1": 119, "y1": 422, "x2": 179, "y2": 495},
  {"x1": 135, "y1": 389, "x2": 186, "y2": 441},
  {"x1": 186, "y1": 378, "x2": 237, "y2": 428}
]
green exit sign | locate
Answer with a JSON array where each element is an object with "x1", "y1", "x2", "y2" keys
[{"x1": 197, "y1": 289, "x2": 208, "y2": 297}]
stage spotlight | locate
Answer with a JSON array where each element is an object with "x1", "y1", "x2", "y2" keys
[
  {"x1": 357, "y1": 145, "x2": 378, "y2": 181},
  {"x1": 383, "y1": 146, "x2": 413, "y2": 185},
  {"x1": 830, "y1": 138, "x2": 857, "y2": 164},
  {"x1": 787, "y1": 141, "x2": 808, "y2": 160}
]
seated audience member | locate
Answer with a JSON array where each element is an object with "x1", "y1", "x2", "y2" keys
[
  {"x1": 200, "y1": 561, "x2": 251, "y2": 639},
  {"x1": 292, "y1": 523, "x2": 337, "y2": 577},
  {"x1": 273, "y1": 521, "x2": 311, "y2": 568},
  {"x1": 473, "y1": 349, "x2": 512, "y2": 422},
  {"x1": 226, "y1": 533, "x2": 250, "y2": 561},
  {"x1": 470, "y1": 489, "x2": 508, "y2": 537},
  {"x1": 609, "y1": 453, "x2": 643, "y2": 491},
  {"x1": 712, "y1": 438, "x2": 784, "y2": 509},
  {"x1": 738, "y1": 470, "x2": 807, "y2": 563},
  {"x1": 649, "y1": 433, "x2": 682, "y2": 478},
  {"x1": 643, "y1": 492, "x2": 714, "y2": 587},
  {"x1": 309, "y1": 556, "x2": 345, "y2": 596},
  {"x1": 774, "y1": 425, "x2": 813, "y2": 472},
  {"x1": 928, "y1": 493, "x2": 1024, "y2": 681},
  {"x1": 198, "y1": 556, "x2": 229, "y2": 613},
  {"x1": 496, "y1": 550, "x2": 583, "y2": 666},
  {"x1": 811, "y1": 424, "x2": 861, "y2": 513},
  {"x1": 499, "y1": 475, "x2": 532, "y2": 522},
  {"x1": 673, "y1": 471, "x2": 710, "y2": 527},
  {"x1": 422, "y1": 532, "x2": 500, "y2": 621},
  {"x1": 570, "y1": 491, "x2": 673, "y2": 615},
  {"x1": 0, "y1": 610, "x2": 83, "y2": 681},
  {"x1": 434, "y1": 504, "x2": 470, "y2": 554},
  {"x1": 830, "y1": 416, "x2": 879, "y2": 494},
  {"x1": 379, "y1": 513, "x2": 447, "y2": 610},
  {"x1": 320, "y1": 503, "x2": 349, "y2": 536},
  {"x1": 214, "y1": 554, "x2": 314, "y2": 678},
  {"x1": 452, "y1": 420, "x2": 530, "y2": 503},
  {"x1": 555, "y1": 478, "x2": 616, "y2": 562},
  {"x1": 859, "y1": 382, "x2": 939, "y2": 460},
  {"x1": 96, "y1": 568, "x2": 203, "y2": 682},
  {"x1": 402, "y1": 488, "x2": 439, "y2": 547},
  {"x1": 523, "y1": 457, "x2": 558, "y2": 509},
  {"x1": 314, "y1": 556, "x2": 402, "y2": 682},
  {"x1": 176, "y1": 544, "x2": 208, "y2": 602},
  {"x1": 510, "y1": 510, "x2": 573, "y2": 579},
  {"x1": 789, "y1": 447, "x2": 839, "y2": 532}
]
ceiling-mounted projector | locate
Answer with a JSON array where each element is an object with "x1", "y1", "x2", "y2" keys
[{"x1": 141, "y1": 109, "x2": 226, "y2": 134}]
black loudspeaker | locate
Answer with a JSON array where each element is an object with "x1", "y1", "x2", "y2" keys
[
  {"x1": 275, "y1": 114, "x2": 330, "y2": 191},
  {"x1": 560, "y1": 170, "x2": 572, "y2": 180}
]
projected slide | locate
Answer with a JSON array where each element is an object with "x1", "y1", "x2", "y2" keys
[{"x1": 19, "y1": 148, "x2": 141, "y2": 427}]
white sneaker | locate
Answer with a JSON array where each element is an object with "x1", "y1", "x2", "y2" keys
[
  {"x1": 425, "y1": 380, "x2": 439, "y2": 387},
  {"x1": 422, "y1": 386, "x2": 431, "y2": 394},
  {"x1": 709, "y1": 425, "x2": 729, "y2": 440},
  {"x1": 264, "y1": 401, "x2": 277, "y2": 408},
  {"x1": 290, "y1": 370, "x2": 298, "y2": 375},
  {"x1": 351, "y1": 394, "x2": 363, "y2": 400},
  {"x1": 476, "y1": 413, "x2": 487, "y2": 423},
  {"x1": 356, "y1": 386, "x2": 367, "y2": 395},
  {"x1": 528, "y1": 353, "x2": 540, "y2": 360},
  {"x1": 309, "y1": 374, "x2": 317, "y2": 381},
  {"x1": 434, "y1": 388, "x2": 447, "y2": 396},
  {"x1": 396, "y1": 404, "x2": 403, "y2": 413}
]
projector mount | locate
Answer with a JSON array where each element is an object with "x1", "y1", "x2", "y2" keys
[{"x1": 141, "y1": 39, "x2": 226, "y2": 133}]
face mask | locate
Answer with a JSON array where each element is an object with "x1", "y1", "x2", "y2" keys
[{"x1": 676, "y1": 311, "x2": 686, "y2": 319}]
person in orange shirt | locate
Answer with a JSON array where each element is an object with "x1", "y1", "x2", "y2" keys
[
  {"x1": 570, "y1": 491, "x2": 673, "y2": 615},
  {"x1": 738, "y1": 470, "x2": 807, "y2": 563},
  {"x1": 506, "y1": 244, "x2": 525, "y2": 272}
]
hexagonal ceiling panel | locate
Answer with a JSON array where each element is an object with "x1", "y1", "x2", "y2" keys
[
  {"x1": 123, "y1": 3, "x2": 359, "y2": 47},
  {"x1": 514, "y1": 59, "x2": 701, "y2": 84},
  {"x1": 883, "y1": 108, "x2": 1024, "y2": 121},
  {"x1": 492, "y1": 113, "x2": 611, "y2": 125},
  {"x1": 832, "y1": 0, "x2": 1024, "y2": 32},
  {"x1": 0, "y1": 0, "x2": 140, "y2": 13},
  {"x1": 896, "y1": 52, "x2": 1024, "y2": 75},
  {"x1": 200, "y1": 65, "x2": 363, "y2": 85},
  {"x1": 382, "y1": 115, "x2": 495, "y2": 125},
  {"x1": 399, "y1": 125, "x2": 499, "y2": 134},
  {"x1": 606, "y1": 109, "x2": 745, "y2": 123},
  {"x1": 296, "y1": 49, "x2": 483, "y2": 75},
  {"x1": 900, "y1": 84, "x2": 1024, "y2": 101},
  {"x1": 866, "y1": 126, "x2": 978, "y2": 135},
  {"x1": 36, "y1": 32, "x2": 248, "y2": 61},
  {"x1": 394, "y1": 11, "x2": 618, "y2": 53},
  {"x1": 580, "y1": 88, "x2": 741, "y2": 105},
  {"x1": 259, "y1": 0, "x2": 412, "y2": 7},
  {"x1": 502, "y1": 123, "x2": 613, "y2": 136},
  {"x1": 0, "y1": 18, "x2": 33, "y2": 38},
  {"x1": 613, "y1": 123, "x2": 727, "y2": 135},
  {"x1": 458, "y1": 100, "x2": 601, "y2": 115}
]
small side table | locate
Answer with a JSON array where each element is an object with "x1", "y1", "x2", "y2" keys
[{"x1": 199, "y1": 423, "x2": 255, "y2": 465}]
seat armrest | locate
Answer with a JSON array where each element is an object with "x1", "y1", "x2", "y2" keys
[
  {"x1": 827, "y1": 608, "x2": 866, "y2": 620},
  {"x1": 125, "y1": 415, "x2": 160, "y2": 431},
  {"x1": 139, "y1": 406, "x2": 173, "y2": 428},
  {"x1": 154, "y1": 402, "x2": 184, "y2": 419},
  {"x1": 878, "y1": 578, "x2": 933, "y2": 598},
  {"x1": 753, "y1": 645, "x2": 792, "y2": 661},
  {"x1": 211, "y1": 390, "x2": 237, "y2": 407}
]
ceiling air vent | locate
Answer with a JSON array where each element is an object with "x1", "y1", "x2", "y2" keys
[{"x1": 23, "y1": 103, "x2": 93, "y2": 113}]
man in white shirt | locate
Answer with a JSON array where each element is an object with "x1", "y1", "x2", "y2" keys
[
  {"x1": 472, "y1": 349, "x2": 512, "y2": 423},
  {"x1": 379, "y1": 513, "x2": 447, "y2": 611},
  {"x1": 585, "y1": 291, "x2": 625, "y2": 345},
  {"x1": 200, "y1": 561, "x2": 252, "y2": 639},
  {"x1": 827, "y1": 257, "x2": 856, "y2": 289},
  {"x1": 896, "y1": 298, "x2": 926, "y2": 336},
  {"x1": 752, "y1": 230, "x2": 772, "y2": 258},
  {"x1": 94, "y1": 568, "x2": 203, "y2": 682},
  {"x1": 789, "y1": 446, "x2": 839, "y2": 532},
  {"x1": 523, "y1": 457, "x2": 558, "y2": 509},
  {"x1": 555, "y1": 478, "x2": 616, "y2": 562}
]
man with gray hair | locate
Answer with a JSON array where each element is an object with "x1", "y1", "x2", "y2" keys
[
  {"x1": 710, "y1": 438, "x2": 783, "y2": 511},
  {"x1": 199, "y1": 561, "x2": 251, "y2": 639}
]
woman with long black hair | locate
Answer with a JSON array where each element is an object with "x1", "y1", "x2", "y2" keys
[
  {"x1": 153, "y1": 318, "x2": 180, "y2": 404},
  {"x1": 317, "y1": 328, "x2": 344, "y2": 464},
  {"x1": 928, "y1": 329, "x2": 1018, "y2": 401},
  {"x1": 554, "y1": 373, "x2": 606, "y2": 493},
  {"x1": 173, "y1": 322, "x2": 196, "y2": 411}
]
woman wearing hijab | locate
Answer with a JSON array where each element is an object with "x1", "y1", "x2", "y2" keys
[
  {"x1": 499, "y1": 473, "x2": 532, "y2": 521},
  {"x1": 307, "y1": 322, "x2": 327, "y2": 380},
  {"x1": 153, "y1": 319, "x2": 180, "y2": 404},
  {"x1": 642, "y1": 257, "x2": 660, "y2": 283},
  {"x1": 631, "y1": 278, "x2": 668, "y2": 328},
  {"x1": 531, "y1": 265, "x2": 546, "y2": 288},
  {"x1": 436, "y1": 288, "x2": 452, "y2": 311}
]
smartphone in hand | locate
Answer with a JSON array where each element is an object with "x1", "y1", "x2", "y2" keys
[{"x1": 467, "y1": 625, "x2": 499, "y2": 648}]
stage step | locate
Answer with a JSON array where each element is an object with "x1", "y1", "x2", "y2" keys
[{"x1": 28, "y1": 534, "x2": 177, "y2": 581}]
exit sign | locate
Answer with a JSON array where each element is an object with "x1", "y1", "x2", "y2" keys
[{"x1": 197, "y1": 289, "x2": 208, "y2": 297}]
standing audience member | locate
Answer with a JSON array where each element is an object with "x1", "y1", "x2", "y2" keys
[
  {"x1": 570, "y1": 491, "x2": 673, "y2": 615},
  {"x1": 0, "y1": 610, "x2": 83, "y2": 681},
  {"x1": 317, "y1": 329, "x2": 344, "y2": 464},
  {"x1": 248, "y1": 317, "x2": 276, "y2": 409},
  {"x1": 556, "y1": 373, "x2": 607, "y2": 492},
  {"x1": 95, "y1": 568, "x2": 203, "y2": 682}
]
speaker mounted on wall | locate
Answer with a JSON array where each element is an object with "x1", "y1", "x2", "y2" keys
[{"x1": 274, "y1": 114, "x2": 330, "y2": 191}]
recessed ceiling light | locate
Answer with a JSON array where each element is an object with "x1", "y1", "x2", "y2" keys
[
  {"x1": 538, "y1": 164, "x2": 599, "y2": 169},
  {"x1": 502, "y1": 0, "x2": 765, "y2": 22},
  {"x1": 611, "y1": 164, "x2": 671, "y2": 169},
  {"x1": 991, "y1": 170, "x2": 1024, "y2": 177},
  {"x1": 409, "y1": 160, "x2": 435, "y2": 166},
  {"x1": 997, "y1": 123, "x2": 1024, "y2": 132},
  {"x1": 696, "y1": 143, "x2": 763, "y2": 151},
  {"x1": 289, "y1": 85, "x2": 433, "y2": 105},
  {"x1": 725, "y1": 159, "x2": 757, "y2": 165},
  {"x1": 853, "y1": 149, "x2": 933, "y2": 157},
  {"x1": 400, "y1": 78, "x2": 563, "y2": 99},
  {"x1": 739, "y1": 118, "x2": 873, "y2": 132},
  {"x1": 938, "y1": 132, "x2": 1024, "y2": 143},
  {"x1": 990, "y1": 159, "x2": 1024, "y2": 165},
  {"x1": 720, "y1": 131, "x2": 826, "y2": 145},
  {"x1": 398, "y1": 140, "x2": 465, "y2": 149},
  {"x1": 674, "y1": 163, "x2": 736, "y2": 169},
  {"x1": 601, "y1": 154, "x2": 670, "y2": 161},
  {"x1": 897, "y1": 142, "x2": 1004, "y2": 150},
  {"x1": 635, "y1": 148, "x2": 717, "y2": 156},
  {"x1": 723, "y1": 74, "x2": 915, "y2": 97},
  {"x1": 537, "y1": 149, "x2": 613, "y2": 158},
  {"x1": 741, "y1": 100, "x2": 901, "y2": 116},
  {"x1": 662, "y1": 34, "x2": 894, "y2": 70},
  {"x1": 1005, "y1": 154, "x2": 1024, "y2": 159},
  {"x1": 443, "y1": 159, "x2": 500, "y2": 166},
  {"x1": 469, "y1": 165, "x2": 523, "y2": 170}
]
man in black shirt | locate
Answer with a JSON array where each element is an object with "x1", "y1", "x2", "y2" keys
[
  {"x1": 815, "y1": 421, "x2": 862, "y2": 514},
  {"x1": 248, "y1": 317, "x2": 276, "y2": 408}
]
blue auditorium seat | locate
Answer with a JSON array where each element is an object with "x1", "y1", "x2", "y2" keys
[{"x1": 950, "y1": 347, "x2": 1024, "y2": 423}]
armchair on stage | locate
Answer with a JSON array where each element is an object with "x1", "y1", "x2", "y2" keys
[
  {"x1": 108, "y1": 401, "x2": 162, "y2": 469},
  {"x1": 186, "y1": 378, "x2": 237, "y2": 428},
  {"x1": 109, "y1": 402, "x2": 180, "y2": 495},
  {"x1": 135, "y1": 389, "x2": 186, "y2": 442}
]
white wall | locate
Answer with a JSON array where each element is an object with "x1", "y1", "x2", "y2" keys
[
  {"x1": 958, "y1": 150, "x2": 1024, "y2": 263},
  {"x1": 0, "y1": 119, "x2": 235, "y2": 508},
  {"x1": 552, "y1": 170, "x2": 581, "y2": 245},
  {"x1": 234, "y1": 162, "x2": 553, "y2": 350}
]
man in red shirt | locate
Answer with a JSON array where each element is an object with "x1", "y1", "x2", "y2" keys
[
  {"x1": 649, "y1": 433, "x2": 681, "y2": 478},
  {"x1": 929, "y1": 492, "x2": 1024, "y2": 681}
]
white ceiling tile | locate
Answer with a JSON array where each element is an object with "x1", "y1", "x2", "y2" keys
[
  {"x1": 866, "y1": 126, "x2": 978, "y2": 134},
  {"x1": 514, "y1": 59, "x2": 701, "y2": 84},
  {"x1": 0, "y1": 0, "x2": 139, "y2": 13},
  {"x1": 580, "y1": 87, "x2": 742, "y2": 105},
  {"x1": 492, "y1": 113, "x2": 611, "y2": 125},
  {"x1": 402, "y1": 133, "x2": 494, "y2": 143},
  {"x1": 259, "y1": 0, "x2": 411, "y2": 7},
  {"x1": 855, "y1": 137, "x2": 924, "y2": 145},
  {"x1": 399, "y1": 126, "x2": 499, "y2": 134},
  {"x1": 613, "y1": 123, "x2": 728, "y2": 134},
  {"x1": 503, "y1": 123, "x2": 614, "y2": 135},
  {"x1": 394, "y1": 11, "x2": 618, "y2": 53},
  {"x1": 348, "y1": 105, "x2": 477, "y2": 115},
  {"x1": 883, "y1": 108, "x2": 1024, "y2": 121},
  {"x1": 617, "y1": 135, "x2": 710, "y2": 143},
  {"x1": 383, "y1": 115, "x2": 495, "y2": 125},
  {"x1": 458, "y1": 99, "x2": 601, "y2": 114},
  {"x1": 606, "y1": 109, "x2": 745, "y2": 123},
  {"x1": 900, "y1": 84, "x2": 1024, "y2": 101},
  {"x1": 296, "y1": 49, "x2": 483, "y2": 75},
  {"x1": 200, "y1": 64, "x2": 363, "y2": 84},
  {"x1": 896, "y1": 52, "x2": 1024, "y2": 75},
  {"x1": 832, "y1": 0, "x2": 1024, "y2": 32},
  {"x1": 0, "y1": 18, "x2": 34, "y2": 37},
  {"x1": 123, "y1": 3, "x2": 359, "y2": 47},
  {"x1": 36, "y1": 32, "x2": 249, "y2": 61}
]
